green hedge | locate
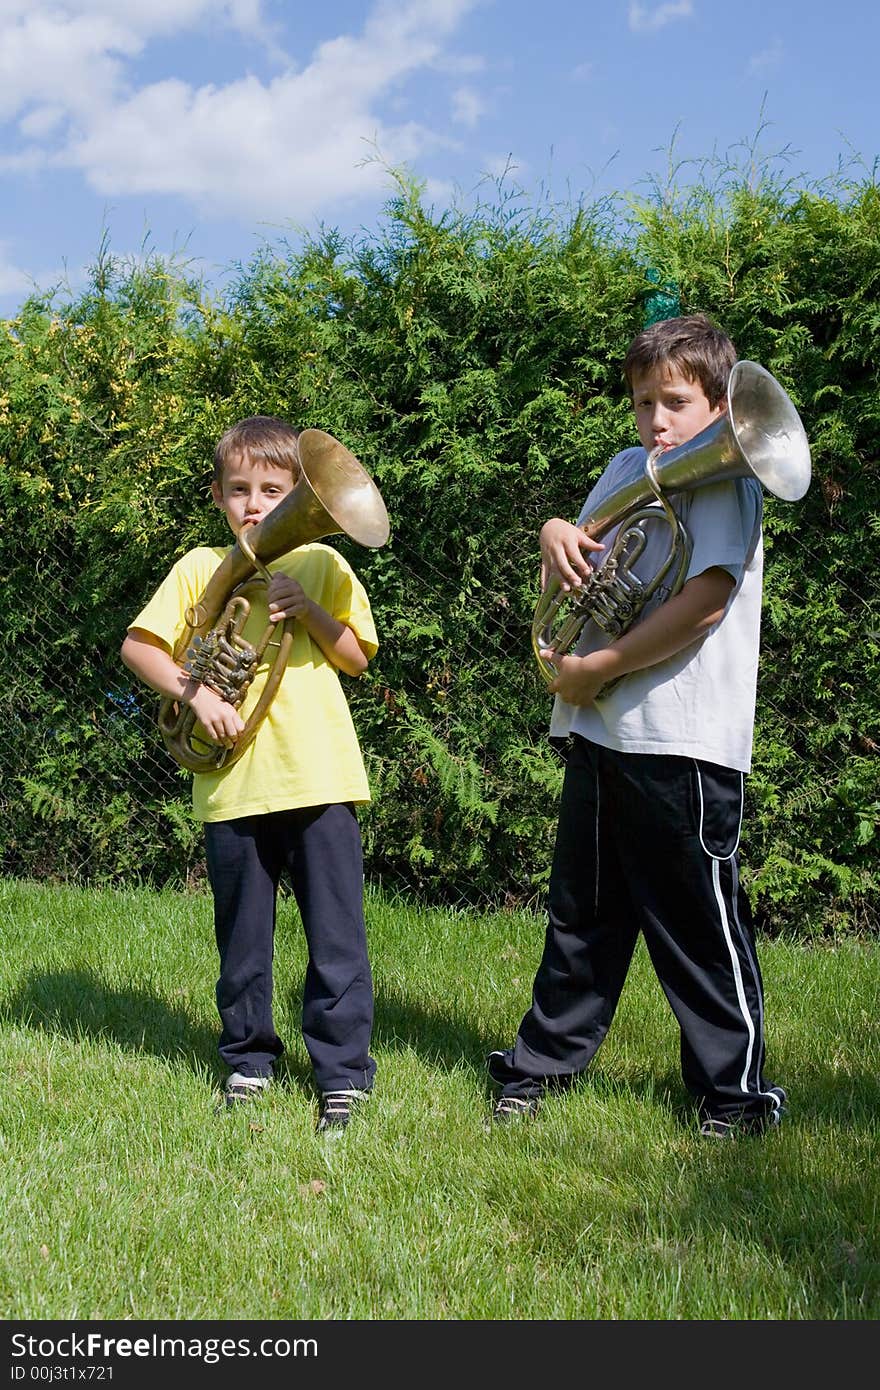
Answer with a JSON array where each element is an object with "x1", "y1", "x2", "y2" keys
[{"x1": 0, "y1": 168, "x2": 877, "y2": 935}]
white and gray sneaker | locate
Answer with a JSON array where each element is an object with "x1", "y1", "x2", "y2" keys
[
  {"x1": 317, "y1": 1088, "x2": 369, "y2": 1136},
  {"x1": 224, "y1": 1072, "x2": 271, "y2": 1107}
]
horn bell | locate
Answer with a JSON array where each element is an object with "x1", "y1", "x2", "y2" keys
[
  {"x1": 530, "y1": 360, "x2": 812, "y2": 689},
  {"x1": 186, "y1": 429, "x2": 390, "y2": 630},
  {"x1": 648, "y1": 360, "x2": 812, "y2": 505},
  {"x1": 241, "y1": 428, "x2": 390, "y2": 571},
  {"x1": 295, "y1": 427, "x2": 391, "y2": 549},
  {"x1": 724, "y1": 360, "x2": 811, "y2": 502},
  {"x1": 157, "y1": 428, "x2": 390, "y2": 772}
]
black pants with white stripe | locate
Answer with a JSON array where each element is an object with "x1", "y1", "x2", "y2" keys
[
  {"x1": 490, "y1": 737, "x2": 785, "y2": 1124},
  {"x1": 204, "y1": 802, "x2": 376, "y2": 1095}
]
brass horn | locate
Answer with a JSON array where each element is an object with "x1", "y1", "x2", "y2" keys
[
  {"x1": 159, "y1": 428, "x2": 390, "y2": 772},
  {"x1": 531, "y1": 361, "x2": 812, "y2": 686}
]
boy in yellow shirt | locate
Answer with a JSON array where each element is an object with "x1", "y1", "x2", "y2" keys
[{"x1": 122, "y1": 416, "x2": 378, "y2": 1134}]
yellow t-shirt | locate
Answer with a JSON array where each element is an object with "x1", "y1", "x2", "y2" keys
[{"x1": 129, "y1": 543, "x2": 378, "y2": 821}]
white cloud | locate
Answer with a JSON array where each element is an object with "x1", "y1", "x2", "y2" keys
[
  {"x1": 19, "y1": 105, "x2": 67, "y2": 139},
  {"x1": 0, "y1": 238, "x2": 74, "y2": 302},
  {"x1": 0, "y1": 2, "x2": 281, "y2": 124},
  {"x1": 628, "y1": 1, "x2": 693, "y2": 33},
  {"x1": 0, "y1": 1, "x2": 267, "y2": 42},
  {"x1": 484, "y1": 153, "x2": 526, "y2": 180},
  {"x1": 0, "y1": 0, "x2": 483, "y2": 221},
  {"x1": 0, "y1": 244, "x2": 35, "y2": 298},
  {"x1": 571, "y1": 61, "x2": 595, "y2": 82},
  {"x1": 0, "y1": 10, "x2": 136, "y2": 121},
  {"x1": 423, "y1": 174, "x2": 456, "y2": 203},
  {"x1": 64, "y1": 73, "x2": 433, "y2": 218},
  {"x1": 451, "y1": 86, "x2": 484, "y2": 127},
  {"x1": 747, "y1": 40, "x2": 784, "y2": 76}
]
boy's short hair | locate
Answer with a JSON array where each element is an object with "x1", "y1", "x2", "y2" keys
[
  {"x1": 214, "y1": 415, "x2": 302, "y2": 482},
  {"x1": 623, "y1": 313, "x2": 737, "y2": 409}
]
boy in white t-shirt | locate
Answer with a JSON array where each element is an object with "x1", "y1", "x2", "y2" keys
[
  {"x1": 122, "y1": 416, "x2": 378, "y2": 1135},
  {"x1": 489, "y1": 314, "x2": 787, "y2": 1138}
]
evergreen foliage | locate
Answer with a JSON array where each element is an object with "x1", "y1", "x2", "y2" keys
[{"x1": 0, "y1": 161, "x2": 877, "y2": 934}]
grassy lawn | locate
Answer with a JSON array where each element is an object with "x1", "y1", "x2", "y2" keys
[{"x1": 1, "y1": 875, "x2": 878, "y2": 1321}]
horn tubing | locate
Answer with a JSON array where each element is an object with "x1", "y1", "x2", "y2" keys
[
  {"x1": 157, "y1": 428, "x2": 390, "y2": 770},
  {"x1": 176, "y1": 428, "x2": 390, "y2": 656},
  {"x1": 530, "y1": 361, "x2": 811, "y2": 687},
  {"x1": 572, "y1": 361, "x2": 811, "y2": 547}
]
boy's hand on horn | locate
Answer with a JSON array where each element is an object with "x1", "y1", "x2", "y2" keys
[
  {"x1": 539, "y1": 518, "x2": 604, "y2": 592},
  {"x1": 186, "y1": 681, "x2": 246, "y2": 747},
  {"x1": 267, "y1": 573, "x2": 312, "y2": 622}
]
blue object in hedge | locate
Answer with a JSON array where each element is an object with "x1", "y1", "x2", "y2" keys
[{"x1": 642, "y1": 269, "x2": 680, "y2": 325}]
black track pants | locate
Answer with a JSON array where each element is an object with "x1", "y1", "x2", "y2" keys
[
  {"x1": 490, "y1": 737, "x2": 785, "y2": 1123},
  {"x1": 204, "y1": 803, "x2": 375, "y2": 1094}
]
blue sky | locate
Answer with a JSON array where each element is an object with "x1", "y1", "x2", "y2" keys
[{"x1": 1, "y1": 0, "x2": 877, "y2": 319}]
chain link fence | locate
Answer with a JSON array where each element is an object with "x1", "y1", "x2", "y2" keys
[
  {"x1": 2, "y1": 171, "x2": 879, "y2": 929},
  {"x1": 3, "y1": 471, "x2": 877, "y2": 927}
]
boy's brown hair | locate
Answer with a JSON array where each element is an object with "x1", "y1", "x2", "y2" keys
[
  {"x1": 213, "y1": 415, "x2": 302, "y2": 483},
  {"x1": 623, "y1": 313, "x2": 737, "y2": 409}
]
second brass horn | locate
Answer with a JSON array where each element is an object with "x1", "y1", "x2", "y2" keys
[
  {"x1": 531, "y1": 361, "x2": 811, "y2": 686},
  {"x1": 159, "y1": 428, "x2": 390, "y2": 772}
]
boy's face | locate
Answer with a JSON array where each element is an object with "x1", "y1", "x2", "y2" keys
[
  {"x1": 631, "y1": 364, "x2": 726, "y2": 455},
  {"x1": 211, "y1": 452, "x2": 296, "y2": 538}
]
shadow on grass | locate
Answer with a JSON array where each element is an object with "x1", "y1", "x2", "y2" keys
[
  {"x1": 557, "y1": 1054, "x2": 880, "y2": 1133},
  {"x1": 370, "y1": 989, "x2": 705, "y2": 1119},
  {"x1": 3, "y1": 967, "x2": 501, "y2": 1089},
  {"x1": 1, "y1": 967, "x2": 304, "y2": 1092},
  {"x1": 482, "y1": 1063, "x2": 880, "y2": 1317},
  {"x1": 490, "y1": 1133, "x2": 880, "y2": 1317},
  {"x1": 674, "y1": 1152, "x2": 880, "y2": 1316},
  {"x1": 371, "y1": 984, "x2": 499, "y2": 1073},
  {"x1": 15, "y1": 968, "x2": 874, "y2": 1141},
  {"x1": 3, "y1": 964, "x2": 586, "y2": 1100},
  {"x1": 4, "y1": 967, "x2": 219, "y2": 1071}
]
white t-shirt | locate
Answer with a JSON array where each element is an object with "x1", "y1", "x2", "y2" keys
[{"x1": 548, "y1": 447, "x2": 764, "y2": 773}]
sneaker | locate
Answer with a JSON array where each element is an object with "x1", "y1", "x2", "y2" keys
[
  {"x1": 699, "y1": 1117, "x2": 735, "y2": 1139},
  {"x1": 223, "y1": 1072, "x2": 271, "y2": 1107},
  {"x1": 699, "y1": 1108, "x2": 783, "y2": 1139},
  {"x1": 491, "y1": 1094, "x2": 540, "y2": 1125},
  {"x1": 317, "y1": 1088, "x2": 369, "y2": 1136}
]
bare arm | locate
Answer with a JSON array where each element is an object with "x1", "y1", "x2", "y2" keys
[
  {"x1": 539, "y1": 517, "x2": 605, "y2": 592},
  {"x1": 120, "y1": 628, "x2": 246, "y2": 746},
  {"x1": 548, "y1": 566, "x2": 736, "y2": 706},
  {"x1": 266, "y1": 573, "x2": 370, "y2": 677}
]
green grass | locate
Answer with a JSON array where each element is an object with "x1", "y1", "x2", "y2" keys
[{"x1": 1, "y1": 875, "x2": 878, "y2": 1320}]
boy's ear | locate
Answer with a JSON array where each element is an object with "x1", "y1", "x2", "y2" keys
[{"x1": 210, "y1": 479, "x2": 224, "y2": 508}]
